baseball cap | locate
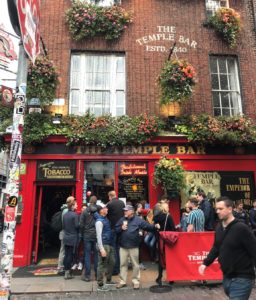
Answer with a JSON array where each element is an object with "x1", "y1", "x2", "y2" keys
[
  {"x1": 123, "y1": 205, "x2": 134, "y2": 211},
  {"x1": 97, "y1": 202, "x2": 107, "y2": 212}
]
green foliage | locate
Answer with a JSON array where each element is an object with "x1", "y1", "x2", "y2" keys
[
  {"x1": 154, "y1": 157, "x2": 186, "y2": 192},
  {"x1": 66, "y1": 1, "x2": 133, "y2": 41},
  {"x1": 21, "y1": 113, "x2": 163, "y2": 147},
  {"x1": 207, "y1": 8, "x2": 241, "y2": 48},
  {"x1": 0, "y1": 104, "x2": 13, "y2": 133},
  {"x1": 175, "y1": 114, "x2": 256, "y2": 146},
  {"x1": 23, "y1": 113, "x2": 66, "y2": 145},
  {"x1": 26, "y1": 56, "x2": 59, "y2": 106},
  {"x1": 158, "y1": 59, "x2": 196, "y2": 104}
]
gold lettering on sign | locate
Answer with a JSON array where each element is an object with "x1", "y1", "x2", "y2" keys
[{"x1": 120, "y1": 163, "x2": 147, "y2": 176}]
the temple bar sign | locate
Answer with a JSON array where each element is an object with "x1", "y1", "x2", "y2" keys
[{"x1": 37, "y1": 160, "x2": 76, "y2": 181}]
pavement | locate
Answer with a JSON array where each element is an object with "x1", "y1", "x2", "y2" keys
[{"x1": 8, "y1": 262, "x2": 256, "y2": 300}]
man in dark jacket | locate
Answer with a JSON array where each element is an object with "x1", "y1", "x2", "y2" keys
[
  {"x1": 249, "y1": 199, "x2": 256, "y2": 230},
  {"x1": 197, "y1": 191, "x2": 215, "y2": 231},
  {"x1": 80, "y1": 195, "x2": 98, "y2": 281},
  {"x1": 115, "y1": 205, "x2": 159, "y2": 290},
  {"x1": 106, "y1": 190, "x2": 125, "y2": 275},
  {"x1": 199, "y1": 196, "x2": 256, "y2": 300}
]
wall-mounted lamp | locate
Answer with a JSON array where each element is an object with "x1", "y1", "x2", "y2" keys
[{"x1": 52, "y1": 113, "x2": 62, "y2": 124}]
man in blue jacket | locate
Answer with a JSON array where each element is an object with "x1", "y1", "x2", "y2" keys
[{"x1": 115, "y1": 205, "x2": 159, "y2": 290}]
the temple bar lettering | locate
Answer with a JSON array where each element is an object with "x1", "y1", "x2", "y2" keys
[
  {"x1": 75, "y1": 145, "x2": 206, "y2": 155},
  {"x1": 37, "y1": 160, "x2": 76, "y2": 181}
]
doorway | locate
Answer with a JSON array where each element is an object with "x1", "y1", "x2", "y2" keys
[{"x1": 32, "y1": 185, "x2": 74, "y2": 264}]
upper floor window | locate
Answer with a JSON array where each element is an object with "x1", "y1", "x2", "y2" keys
[
  {"x1": 206, "y1": 0, "x2": 229, "y2": 17},
  {"x1": 86, "y1": 0, "x2": 121, "y2": 6},
  {"x1": 70, "y1": 53, "x2": 126, "y2": 117},
  {"x1": 210, "y1": 56, "x2": 242, "y2": 116}
]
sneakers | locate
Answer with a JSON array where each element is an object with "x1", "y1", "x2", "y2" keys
[
  {"x1": 78, "y1": 262, "x2": 83, "y2": 270},
  {"x1": 97, "y1": 285, "x2": 109, "y2": 292},
  {"x1": 116, "y1": 282, "x2": 126, "y2": 289},
  {"x1": 133, "y1": 282, "x2": 140, "y2": 290},
  {"x1": 64, "y1": 271, "x2": 74, "y2": 280},
  {"x1": 71, "y1": 263, "x2": 78, "y2": 270},
  {"x1": 139, "y1": 263, "x2": 146, "y2": 270},
  {"x1": 105, "y1": 280, "x2": 117, "y2": 285}
]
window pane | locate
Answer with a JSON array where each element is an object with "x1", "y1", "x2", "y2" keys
[
  {"x1": 214, "y1": 108, "x2": 221, "y2": 116},
  {"x1": 116, "y1": 91, "x2": 125, "y2": 106},
  {"x1": 118, "y1": 162, "x2": 149, "y2": 205},
  {"x1": 218, "y1": 58, "x2": 227, "y2": 73},
  {"x1": 211, "y1": 74, "x2": 219, "y2": 89},
  {"x1": 222, "y1": 108, "x2": 231, "y2": 116},
  {"x1": 210, "y1": 57, "x2": 218, "y2": 73},
  {"x1": 84, "y1": 162, "x2": 115, "y2": 203},
  {"x1": 116, "y1": 57, "x2": 125, "y2": 72},
  {"x1": 220, "y1": 75, "x2": 228, "y2": 90},
  {"x1": 116, "y1": 107, "x2": 125, "y2": 116},
  {"x1": 116, "y1": 72, "x2": 125, "y2": 89},
  {"x1": 212, "y1": 92, "x2": 220, "y2": 107},
  {"x1": 221, "y1": 92, "x2": 230, "y2": 108}
]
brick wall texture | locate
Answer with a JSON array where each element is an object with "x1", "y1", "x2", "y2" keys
[{"x1": 40, "y1": 0, "x2": 256, "y2": 119}]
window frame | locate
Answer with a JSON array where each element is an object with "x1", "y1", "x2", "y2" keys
[
  {"x1": 86, "y1": 0, "x2": 121, "y2": 6},
  {"x1": 69, "y1": 52, "x2": 126, "y2": 117},
  {"x1": 209, "y1": 55, "x2": 243, "y2": 117}
]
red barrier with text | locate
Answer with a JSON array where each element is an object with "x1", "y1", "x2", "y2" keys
[{"x1": 165, "y1": 232, "x2": 223, "y2": 281}]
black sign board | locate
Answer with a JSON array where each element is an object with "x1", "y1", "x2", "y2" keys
[
  {"x1": 220, "y1": 171, "x2": 255, "y2": 208},
  {"x1": 37, "y1": 160, "x2": 76, "y2": 181}
]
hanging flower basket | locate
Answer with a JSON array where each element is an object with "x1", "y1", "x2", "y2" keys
[
  {"x1": 154, "y1": 157, "x2": 186, "y2": 193},
  {"x1": 66, "y1": 1, "x2": 133, "y2": 41},
  {"x1": 158, "y1": 59, "x2": 196, "y2": 105},
  {"x1": 207, "y1": 8, "x2": 241, "y2": 48},
  {"x1": 26, "y1": 56, "x2": 59, "y2": 106}
]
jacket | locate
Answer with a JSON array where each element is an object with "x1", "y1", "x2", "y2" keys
[
  {"x1": 95, "y1": 215, "x2": 113, "y2": 249},
  {"x1": 106, "y1": 198, "x2": 125, "y2": 228},
  {"x1": 115, "y1": 215, "x2": 155, "y2": 248},
  {"x1": 203, "y1": 219, "x2": 256, "y2": 279},
  {"x1": 63, "y1": 210, "x2": 79, "y2": 247},
  {"x1": 80, "y1": 204, "x2": 97, "y2": 241},
  {"x1": 199, "y1": 198, "x2": 215, "y2": 231}
]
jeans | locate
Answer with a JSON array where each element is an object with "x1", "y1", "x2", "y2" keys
[
  {"x1": 112, "y1": 230, "x2": 120, "y2": 274},
  {"x1": 84, "y1": 240, "x2": 98, "y2": 276},
  {"x1": 223, "y1": 277, "x2": 254, "y2": 300},
  {"x1": 63, "y1": 245, "x2": 74, "y2": 271}
]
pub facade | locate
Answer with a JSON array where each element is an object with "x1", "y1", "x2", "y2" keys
[{"x1": 4, "y1": 0, "x2": 256, "y2": 266}]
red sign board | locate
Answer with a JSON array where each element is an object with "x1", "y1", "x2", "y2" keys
[
  {"x1": 17, "y1": 0, "x2": 40, "y2": 62},
  {"x1": 164, "y1": 232, "x2": 222, "y2": 281},
  {"x1": 4, "y1": 206, "x2": 16, "y2": 222}
]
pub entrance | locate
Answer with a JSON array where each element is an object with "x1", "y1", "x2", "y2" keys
[{"x1": 31, "y1": 185, "x2": 75, "y2": 264}]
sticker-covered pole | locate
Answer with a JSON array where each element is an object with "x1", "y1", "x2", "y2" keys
[{"x1": 0, "y1": 42, "x2": 27, "y2": 300}]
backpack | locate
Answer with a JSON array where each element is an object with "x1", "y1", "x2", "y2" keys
[{"x1": 50, "y1": 210, "x2": 63, "y2": 232}]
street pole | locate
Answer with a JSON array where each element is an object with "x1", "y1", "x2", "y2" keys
[{"x1": 0, "y1": 41, "x2": 27, "y2": 300}]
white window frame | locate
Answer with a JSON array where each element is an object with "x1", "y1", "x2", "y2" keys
[
  {"x1": 205, "y1": 0, "x2": 229, "y2": 17},
  {"x1": 210, "y1": 56, "x2": 242, "y2": 117},
  {"x1": 86, "y1": 0, "x2": 121, "y2": 6},
  {"x1": 69, "y1": 53, "x2": 126, "y2": 117}
]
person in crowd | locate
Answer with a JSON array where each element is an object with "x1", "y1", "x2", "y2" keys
[
  {"x1": 63, "y1": 196, "x2": 79, "y2": 279},
  {"x1": 187, "y1": 198, "x2": 205, "y2": 232},
  {"x1": 135, "y1": 202, "x2": 146, "y2": 270},
  {"x1": 115, "y1": 205, "x2": 159, "y2": 290},
  {"x1": 144, "y1": 201, "x2": 163, "y2": 262},
  {"x1": 95, "y1": 203, "x2": 115, "y2": 292},
  {"x1": 196, "y1": 191, "x2": 215, "y2": 231},
  {"x1": 106, "y1": 190, "x2": 125, "y2": 275},
  {"x1": 233, "y1": 200, "x2": 249, "y2": 225},
  {"x1": 80, "y1": 196, "x2": 98, "y2": 281},
  {"x1": 249, "y1": 199, "x2": 256, "y2": 231},
  {"x1": 178, "y1": 202, "x2": 192, "y2": 232},
  {"x1": 199, "y1": 196, "x2": 256, "y2": 300},
  {"x1": 57, "y1": 200, "x2": 69, "y2": 275},
  {"x1": 153, "y1": 201, "x2": 176, "y2": 285}
]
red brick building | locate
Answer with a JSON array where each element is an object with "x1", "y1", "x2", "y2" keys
[{"x1": 10, "y1": 0, "x2": 256, "y2": 266}]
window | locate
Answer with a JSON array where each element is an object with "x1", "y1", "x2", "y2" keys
[
  {"x1": 210, "y1": 56, "x2": 242, "y2": 116},
  {"x1": 70, "y1": 53, "x2": 126, "y2": 116},
  {"x1": 205, "y1": 0, "x2": 229, "y2": 17},
  {"x1": 86, "y1": 0, "x2": 120, "y2": 6}
]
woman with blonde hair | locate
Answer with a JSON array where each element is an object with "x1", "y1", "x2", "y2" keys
[{"x1": 153, "y1": 200, "x2": 175, "y2": 285}]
